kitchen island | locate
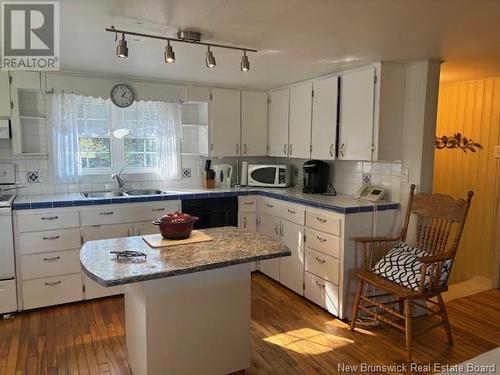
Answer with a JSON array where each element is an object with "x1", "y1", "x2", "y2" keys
[{"x1": 80, "y1": 227, "x2": 290, "y2": 375}]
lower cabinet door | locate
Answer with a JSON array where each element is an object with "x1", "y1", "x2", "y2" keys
[
  {"x1": 0, "y1": 280, "x2": 17, "y2": 314},
  {"x1": 279, "y1": 220, "x2": 305, "y2": 295},
  {"x1": 304, "y1": 272, "x2": 339, "y2": 316},
  {"x1": 258, "y1": 213, "x2": 281, "y2": 281},
  {"x1": 22, "y1": 273, "x2": 83, "y2": 310},
  {"x1": 21, "y1": 249, "x2": 81, "y2": 280},
  {"x1": 81, "y1": 224, "x2": 130, "y2": 299},
  {"x1": 84, "y1": 274, "x2": 124, "y2": 300},
  {"x1": 238, "y1": 213, "x2": 257, "y2": 232}
]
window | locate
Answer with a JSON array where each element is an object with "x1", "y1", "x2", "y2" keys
[{"x1": 51, "y1": 92, "x2": 181, "y2": 182}]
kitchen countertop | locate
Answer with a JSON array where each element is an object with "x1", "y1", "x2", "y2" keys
[
  {"x1": 12, "y1": 187, "x2": 399, "y2": 214},
  {"x1": 80, "y1": 226, "x2": 290, "y2": 287}
]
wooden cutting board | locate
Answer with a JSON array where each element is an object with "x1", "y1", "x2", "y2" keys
[{"x1": 142, "y1": 230, "x2": 213, "y2": 248}]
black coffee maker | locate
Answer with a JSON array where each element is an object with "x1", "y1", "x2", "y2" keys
[{"x1": 302, "y1": 160, "x2": 329, "y2": 194}]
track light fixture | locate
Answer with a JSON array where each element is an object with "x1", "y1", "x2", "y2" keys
[
  {"x1": 107, "y1": 26, "x2": 256, "y2": 71},
  {"x1": 164, "y1": 40, "x2": 175, "y2": 63},
  {"x1": 241, "y1": 51, "x2": 250, "y2": 72},
  {"x1": 206, "y1": 46, "x2": 216, "y2": 68},
  {"x1": 116, "y1": 33, "x2": 128, "y2": 58}
]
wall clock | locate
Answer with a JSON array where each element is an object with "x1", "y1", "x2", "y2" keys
[{"x1": 110, "y1": 83, "x2": 135, "y2": 108}]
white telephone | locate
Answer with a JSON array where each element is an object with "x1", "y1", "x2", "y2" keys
[{"x1": 353, "y1": 184, "x2": 385, "y2": 202}]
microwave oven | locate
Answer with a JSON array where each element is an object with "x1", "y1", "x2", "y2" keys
[{"x1": 247, "y1": 164, "x2": 291, "y2": 187}]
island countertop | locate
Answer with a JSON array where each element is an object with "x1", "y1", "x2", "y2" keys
[{"x1": 80, "y1": 227, "x2": 290, "y2": 287}]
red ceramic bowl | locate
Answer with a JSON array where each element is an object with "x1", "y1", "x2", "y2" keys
[{"x1": 153, "y1": 212, "x2": 199, "y2": 240}]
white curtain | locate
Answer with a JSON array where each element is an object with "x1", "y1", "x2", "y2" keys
[
  {"x1": 157, "y1": 102, "x2": 181, "y2": 180},
  {"x1": 50, "y1": 93, "x2": 181, "y2": 182},
  {"x1": 50, "y1": 92, "x2": 81, "y2": 183}
]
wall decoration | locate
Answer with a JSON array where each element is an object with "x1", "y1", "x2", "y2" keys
[{"x1": 435, "y1": 133, "x2": 482, "y2": 153}]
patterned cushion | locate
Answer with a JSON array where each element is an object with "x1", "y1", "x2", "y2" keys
[{"x1": 372, "y1": 242, "x2": 452, "y2": 291}]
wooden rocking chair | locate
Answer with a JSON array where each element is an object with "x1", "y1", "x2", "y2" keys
[{"x1": 350, "y1": 184, "x2": 474, "y2": 361}]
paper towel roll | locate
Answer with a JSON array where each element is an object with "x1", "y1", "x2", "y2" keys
[{"x1": 241, "y1": 161, "x2": 248, "y2": 186}]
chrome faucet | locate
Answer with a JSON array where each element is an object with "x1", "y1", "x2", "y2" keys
[{"x1": 112, "y1": 169, "x2": 125, "y2": 192}]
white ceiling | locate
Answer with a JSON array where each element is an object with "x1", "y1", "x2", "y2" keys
[{"x1": 60, "y1": 0, "x2": 500, "y2": 89}]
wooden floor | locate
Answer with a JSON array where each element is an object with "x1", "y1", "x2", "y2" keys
[{"x1": 1, "y1": 273, "x2": 499, "y2": 375}]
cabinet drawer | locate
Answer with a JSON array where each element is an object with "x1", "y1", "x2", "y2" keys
[
  {"x1": 279, "y1": 203, "x2": 305, "y2": 225},
  {"x1": 304, "y1": 272, "x2": 339, "y2": 316},
  {"x1": 238, "y1": 196, "x2": 257, "y2": 212},
  {"x1": 305, "y1": 228, "x2": 340, "y2": 258},
  {"x1": 131, "y1": 201, "x2": 180, "y2": 222},
  {"x1": 306, "y1": 210, "x2": 342, "y2": 236},
  {"x1": 260, "y1": 197, "x2": 281, "y2": 217},
  {"x1": 17, "y1": 210, "x2": 79, "y2": 232},
  {"x1": 19, "y1": 229, "x2": 81, "y2": 255},
  {"x1": 305, "y1": 248, "x2": 339, "y2": 285},
  {"x1": 0, "y1": 280, "x2": 17, "y2": 314},
  {"x1": 21, "y1": 249, "x2": 81, "y2": 280},
  {"x1": 80, "y1": 206, "x2": 129, "y2": 226},
  {"x1": 22, "y1": 273, "x2": 82, "y2": 310}
]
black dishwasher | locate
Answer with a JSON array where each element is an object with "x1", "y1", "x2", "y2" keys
[{"x1": 181, "y1": 197, "x2": 238, "y2": 229}]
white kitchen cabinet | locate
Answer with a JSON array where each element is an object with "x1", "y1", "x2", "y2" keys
[
  {"x1": 288, "y1": 82, "x2": 313, "y2": 158},
  {"x1": 279, "y1": 220, "x2": 305, "y2": 295},
  {"x1": 187, "y1": 85, "x2": 210, "y2": 102},
  {"x1": 258, "y1": 213, "x2": 281, "y2": 281},
  {"x1": 9, "y1": 71, "x2": 46, "y2": 155},
  {"x1": 81, "y1": 224, "x2": 130, "y2": 299},
  {"x1": 209, "y1": 88, "x2": 241, "y2": 157},
  {"x1": 238, "y1": 213, "x2": 257, "y2": 232},
  {"x1": 241, "y1": 90, "x2": 268, "y2": 156},
  {"x1": 0, "y1": 71, "x2": 11, "y2": 118},
  {"x1": 311, "y1": 76, "x2": 339, "y2": 159},
  {"x1": 338, "y1": 63, "x2": 406, "y2": 161},
  {"x1": 338, "y1": 67, "x2": 376, "y2": 161},
  {"x1": 268, "y1": 88, "x2": 289, "y2": 157}
]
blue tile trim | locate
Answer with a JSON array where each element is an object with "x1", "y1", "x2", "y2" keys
[
  {"x1": 11, "y1": 189, "x2": 400, "y2": 214},
  {"x1": 30, "y1": 202, "x2": 53, "y2": 209},
  {"x1": 53, "y1": 201, "x2": 74, "y2": 208}
]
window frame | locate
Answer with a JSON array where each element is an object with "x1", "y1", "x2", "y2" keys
[{"x1": 76, "y1": 98, "x2": 163, "y2": 176}]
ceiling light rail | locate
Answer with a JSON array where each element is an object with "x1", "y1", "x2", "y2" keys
[{"x1": 107, "y1": 25, "x2": 256, "y2": 71}]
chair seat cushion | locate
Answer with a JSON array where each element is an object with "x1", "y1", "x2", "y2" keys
[{"x1": 371, "y1": 242, "x2": 452, "y2": 291}]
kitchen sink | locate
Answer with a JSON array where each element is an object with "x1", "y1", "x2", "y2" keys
[
  {"x1": 81, "y1": 191, "x2": 126, "y2": 198},
  {"x1": 124, "y1": 189, "x2": 165, "y2": 196}
]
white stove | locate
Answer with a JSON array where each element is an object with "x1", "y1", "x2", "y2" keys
[{"x1": 0, "y1": 163, "x2": 18, "y2": 316}]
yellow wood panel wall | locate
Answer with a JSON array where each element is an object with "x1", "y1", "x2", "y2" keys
[{"x1": 434, "y1": 77, "x2": 500, "y2": 283}]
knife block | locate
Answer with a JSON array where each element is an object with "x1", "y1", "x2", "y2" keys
[{"x1": 202, "y1": 173, "x2": 215, "y2": 189}]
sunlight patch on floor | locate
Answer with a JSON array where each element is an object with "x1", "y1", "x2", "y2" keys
[{"x1": 263, "y1": 327, "x2": 354, "y2": 354}]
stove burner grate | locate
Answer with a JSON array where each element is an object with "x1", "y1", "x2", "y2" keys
[{"x1": 111, "y1": 250, "x2": 147, "y2": 261}]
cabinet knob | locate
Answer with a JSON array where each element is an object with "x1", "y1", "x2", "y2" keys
[
  {"x1": 315, "y1": 256, "x2": 326, "y2": 264},
  {"x1": 210, "y1": 144, "x2": 214, "y2": 151},
  {"x1": 274, "y1": 223, "x2": 279, "y2": 235},
  {"x1": 41, "y1": 216, "x2": 58, "y2": 221},
  {"x1": 44, "y1": 280, "x2": 62, "y2": 286},
  {"x1": 243, "y1": 217, "x2": 247, "y2": 228},
  {"x1": 329, "y1": 144, "x2": 334, "y2": 157},
  {"x1": 42, "y1": 235, "x2": 60, "y2": 240},
  {"x1": 315, "y1": 280, "x2": 325, "y2": 288},
  {"x1": 339, "y1": 143, "x2": 345, "y2": 157},
  {"x1": 236, "y1": 143, "x2": 240, "y2": 155},
  {"x1": 283, "y1": 144, "x2": 287, "y2": 155},
  {"x1": 289, "y1": 144, "x2": 293, "y2": 156},
  {"x1": 243, "y1": 143, "x2": 248, "y2": 154},
  {"x1": 43, "y1": 256, "x2": 61, "y2": 262}
]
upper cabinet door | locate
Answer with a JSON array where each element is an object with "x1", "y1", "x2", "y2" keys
[
  {"x1": 288, "y1": 82, "x2": 312, "y2": 159},
  {"x1": 241, "y1": 90, "x2": 268, "y2": 156},
  {"x1": 0, "y1": 72, "x2": 11, "y2": 118},
  {"x1": 338, "y1": 67, "x2": 375, "y2": 161},
  {"x1": 268, "y1": 88, "x2": 289, "y2": 157},
  {"x1": 311, "y1": 76, "x2": 338, "y2": 160},
  {"x1": 209, "y1": 88, "x2": 241, "y2": 157}
]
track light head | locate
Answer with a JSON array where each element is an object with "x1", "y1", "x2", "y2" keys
[
  {"x1": 241, "y1": 51, "x2": 250, "y2": 72},
  {"x1": 206, "y1": 46, "x2": 216, "y2": 68},
  {"x1": 164, "y1": 40, "x2": 175, "y2": 63},
  {"x1": 116, "y1": 34, "x2": 128, "y2": 58}
]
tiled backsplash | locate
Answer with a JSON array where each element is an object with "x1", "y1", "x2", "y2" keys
[
  {"x1": 0, "y1": 139, "x2": 204, "y2": 195},
  {"x1": 1, "y1": 139, "x2": 402, "y2": 202}
]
